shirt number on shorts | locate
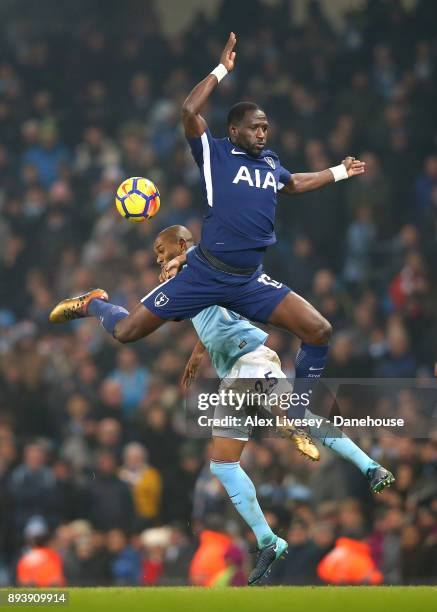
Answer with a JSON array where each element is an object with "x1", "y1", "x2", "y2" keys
[
  {"x1": 254, "y1": 371, "x2": 279, "y2": 394},
  {"x1": 257, "y1": 273, "x2": 283, "y2": 289}
]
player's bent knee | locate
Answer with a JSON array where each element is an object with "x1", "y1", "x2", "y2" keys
[
  {"x1": 113, "y1": 320, "x2": 139, "y2": 344},
  {"x1": 113, "y1": 328, "x2": 131, "y2": 344},
  {"x1": 318, "y1": 318, "x2": 332, "y2": 344},
  {"x1": 309, "y1": 317, "x2": 332, "y2": 345}
]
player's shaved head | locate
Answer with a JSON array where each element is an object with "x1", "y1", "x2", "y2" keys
[
  {"x1": 157, "y1": 225, "x2": 193, "y2": 245},
  {"x1": 154, "y1": 225, "x2": 194, "y2": 267}
]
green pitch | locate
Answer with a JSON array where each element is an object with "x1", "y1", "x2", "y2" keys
[{"x1": 2, "y1": 587, "x2": 436, "y2": 612}]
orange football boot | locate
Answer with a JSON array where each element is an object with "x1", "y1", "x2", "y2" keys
[
  {"x1": 49, "y1": 289, "x2": 108, "y2": 323},
  {"x1": 277, "y1": 423, "x2": 320, "y2": 461}
]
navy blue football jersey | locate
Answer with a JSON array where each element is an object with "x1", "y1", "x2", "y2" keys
[{"x1": 188, "y1": 129, "x2": 291, "y2": 267}]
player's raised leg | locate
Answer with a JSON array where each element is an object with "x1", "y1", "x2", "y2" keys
[
  {"x1": 49, "y1": 289, "x2": 166, "y2": 342},
  {"x1": 49, "y1": 252, "x2": 215, "y2": 341},
  {"x1": 267, "y1": 292, "x2": 394, "y2": 491},
  {"x1": 268, "y1": 291, "x2": 331, "y2": 418},
  {"x1": 210, "y1": 437, "x2": 288, "y2": 585}
]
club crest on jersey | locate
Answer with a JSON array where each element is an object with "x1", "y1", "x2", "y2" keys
[
  {"x1": 264, "y1": 156, "x2": 276, "y2": 170},
  {"x1": 154, "y1": 292, "x2": 169, "y2": 307}
]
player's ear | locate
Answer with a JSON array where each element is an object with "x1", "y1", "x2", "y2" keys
[
  {"x1": 179, "y1": 238, "x2": 187, "y2": 253},
  {"x1": 229, "y1": 124, "x2": 238, "y2": 138}
]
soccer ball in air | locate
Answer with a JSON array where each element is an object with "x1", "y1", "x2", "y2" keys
[{"x1": 115, "y1": 177, "x2": 160, "y2": 222}]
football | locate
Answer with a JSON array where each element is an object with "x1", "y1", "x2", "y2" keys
[{"x1": 115, "y1": 176, "x2": 160, "y2": 222}]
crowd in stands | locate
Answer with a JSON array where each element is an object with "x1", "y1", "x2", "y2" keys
[{"x1": 1, "y1": 0, "x2": 437, "y2": 586}]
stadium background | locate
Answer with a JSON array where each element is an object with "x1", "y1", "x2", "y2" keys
[{"x1": 1, "y1": 0, "x2": 437, "y2": 588}]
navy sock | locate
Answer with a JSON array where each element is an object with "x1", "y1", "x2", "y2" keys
[
  {"x1": 289, "y1": 342, "x2": 329, "y2": 419},
  {"x1": 295, "y1": 342, "x2": 329, "y2": 379},
  {"x1": 88, "y1": 299, "x2": 129, "y2": 337}
]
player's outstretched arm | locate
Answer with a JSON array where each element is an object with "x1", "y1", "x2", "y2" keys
[
  {"x1": 181, "y1": 339, "x2": 207, "y2": 390},
  {"x1": 281, "y1": 156, "x2": 366, "y2": 195},
  {"x1": 181, "y1": 32, "x2": 236, "y2": 138}
]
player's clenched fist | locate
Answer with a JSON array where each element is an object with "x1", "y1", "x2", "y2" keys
[
  {"x1": 220, "y1": 32, "x2": 237, "y2": 72},
  {"x1": 342, "y1": 156, "x2": 366, "y2": 177}
]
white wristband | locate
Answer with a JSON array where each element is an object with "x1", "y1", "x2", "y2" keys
[
  {"x1": 210, "y1": 64, "x2": 228, "y2": 83},
  {"x1": 329, "y1": 164, "x2": 349, "y2": 182}
]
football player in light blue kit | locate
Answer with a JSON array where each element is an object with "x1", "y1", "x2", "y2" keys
[
  {"x1": 155, "y1": 225, "x2": 394, "y2": 585},
  {"x1": 49, "y1": 33, "x2": 382, "y2": 583}
]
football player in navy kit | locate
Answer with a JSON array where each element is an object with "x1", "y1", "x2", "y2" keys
[
  {"x1": 49, "y1": 33, "x2": 372, "y2": 583},
  {"x1": 51, "y1": 31, "x2": 365, "y2": 399},
  {"x1": 50, "y1": 32, "x2": 365, "y2": 350}
]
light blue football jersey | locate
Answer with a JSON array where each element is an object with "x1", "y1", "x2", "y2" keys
[{"x1": 191, "y1": 306, "x2": 267, "y2": 379}]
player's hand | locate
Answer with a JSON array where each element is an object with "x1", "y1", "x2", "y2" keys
[
  {"x1": 180, "y1": 357, "x2": 201, "y2": 391},
  {"x1": 159, "y1": 257, "x2": 182, "y2": 282},
  {"x1": 342, "y1": 156, "x2": 366, "y2": 178},
  {"x1": 220, "y1": 32, "x2": 237, "y2": 72}
]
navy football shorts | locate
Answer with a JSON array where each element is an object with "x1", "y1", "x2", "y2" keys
[{"x1": 141, "y1": 246, "x2": 291, "y2": 324}]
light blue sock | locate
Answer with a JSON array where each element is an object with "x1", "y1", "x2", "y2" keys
[
  {"x1": 306, "y1": 409, "x2": 379, "y2": 475},
  {"x1": 88, "y1": 298, "x2": 129, "y2": 337},
  {"x1": 210, "y1": 460, "x2": 276, "y2": 548}
]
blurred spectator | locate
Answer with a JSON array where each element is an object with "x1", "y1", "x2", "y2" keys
[
  {"x1": 209, "y1": 544, "x2": 246, "y2": 586},
  {"x1": 74, "y1": 126, "x2": 120, "y2": 182},
  {"x1": 141, "y1": 526, "x2": 173, "y2": 586},
  {"x1": 284, "y1": 235, "x2": 320, "y2": 298},
  {"x1": 16, "y1": 517, "x2": 65, "y2": 587},
  {"x1": 343, "y1": 206, "x2": 376, "y2": 287},
  {"x1": 388, "y1": 251, "x2": 429, "y2": 311},
  {"x1": 52, "y1": 459, "x2": 86, "y2": 522},
  {"x1": 106, "y1": 529, "x2": 142, "y2": 586},
  {"x1": 374, "y1": 324, "x2": 416, "y2": 378},
  {"x1": 85, "y1": 451, "x2": 135, "y2": 532},
  {"x1": 21, "y1": 123, "x2": 70, "y2": 189},
  {"x1": 63, "y1": 534, "x2": 110, "y2": 586},
  {"x1": 271, "y1": 520, "x2": 334, "y2": 585},
  {"x1": 8, "y1": 442, "x2": 58, "y2": 533},
  {"x1": 324, "y1": 332, "x2": 373, "y2": 378},
  {"x1": 369, "y1": 507, "x2": 404, "y2": 584},
  {"x1": 164, "y1": 445, "x2": 201, "y2": 525},
  {"x1": 96, "y1": 380, "x2": 123, "y2": 421},
  {"x1": 338, "y1": 499, "x2": 367, "y2": 539},
  {"x1": 372, "y1": 45, "x2": 399, "y2": 101},
  {"x1": 109, "y1": 347, "x2": 150, "y2": 418},
  {"x1": 95, "y1": 418, "x2": 124, "y2": 459},
  {"x1": 400, "y1": 524, "x2": 427, "y2": 584},
  {"x1": 160, "y1": 526, "x2": 197, "y2": 586},
  {"x1": 119, "y1": 442, "x2": 162, "y2": 526},
  {"x1": 189, "y1": 516, "x2": 234, "y2": 587},
  {"x1": 344, "y1": 152, "x2": 393, "y2": 237},
  {"x1": 414, "y1": 155, "x2": 437, "y2": 218},
  {"x1": 192, "y1": 450, "x2": 228, "y2": 525},
  {"x1": 317, "y1": 537, "x2": 383, "y2": 585},
  {"x1": 137, "y1": 406, "x2": 182, "y2": 470}
]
